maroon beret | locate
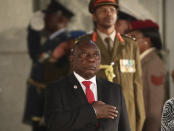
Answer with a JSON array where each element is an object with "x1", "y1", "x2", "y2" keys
[{"x1": 130, "y1": 20, "x2": 159, "y2": 30}]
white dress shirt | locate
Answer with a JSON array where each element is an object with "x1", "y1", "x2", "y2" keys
[
  {"x1": 73, "y1": 72, "x2": 98, "y2": 101},
  {"x1": 97, "y1": 30, "x2": 116, "y2": 49}
]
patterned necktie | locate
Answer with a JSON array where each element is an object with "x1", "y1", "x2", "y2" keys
[
  {"x1": 105, "y1": 37, "x2": 112, "y2": 54},
  {"x1": 82, "y1": 81, "x2": 95, "y2": 104}
]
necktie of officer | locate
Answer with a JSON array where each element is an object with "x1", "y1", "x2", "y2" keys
[
  {"x1": 105, "y1": 37, "x2": 112, "y2": 55},
  {"x1": 82, "y1": 81, "x2": 95, "y2": 104}
]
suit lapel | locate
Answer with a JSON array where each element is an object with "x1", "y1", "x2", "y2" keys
[
  {"x1": 96, "y1": 77, "x2": 110, "y2": 103},
  {"x1": 96, "y1": 77, "x2": 102, "y2": 101},
  {"x1": 68, "y1": 74, "x2": 88, "y2": 105},
  {"x1": 96, "y1": 77, "x2": 113, "y2": 130}
]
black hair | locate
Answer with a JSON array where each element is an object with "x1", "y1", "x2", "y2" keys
[
  {"x1": 117, "y1": 11, "x2": 137, "y2": 22},
  {"x1": 43, "y1": 1, "x2": 74, "y2": 19},
  {"x1": 139, "y1": 28, "x2": 162, "y2": 50}
]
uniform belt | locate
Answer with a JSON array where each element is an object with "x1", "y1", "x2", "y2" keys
[{"x1": 28, "y1": 78, "x2": 46, "y2": 88}]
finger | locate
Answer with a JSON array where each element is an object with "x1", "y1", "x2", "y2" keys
[
  {"x1": 105, "y1": 104, "x2": 117, "y2": 110},
  {"x1": 102, "y1": 108, "x2": 118, "y2": 119},
  {"x1": 108, "y1": 111, "x2": 118, "y2": 118},
  {"x1": 107, "y1": 109, "x2": 118, "y2": 116},
  {"x1": 108, "y1": 108, "x2": 118, "y2": 114},
  {"x1": 104, "y1": 111, "x2": 118, "y2": 120},
  {"x1": 97, "y1": 101, "x2": 105, "y2": 104},
  {"x1": 106, "y1": 113, "x2": 116, "y2": 119}
]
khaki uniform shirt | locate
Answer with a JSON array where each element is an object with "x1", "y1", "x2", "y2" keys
[{"x1": 141, "y1": 48, "x2": 166, "y2": 131}]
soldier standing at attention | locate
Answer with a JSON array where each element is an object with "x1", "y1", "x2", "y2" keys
[
  {"x1": 78, "y1": 0, "x2": 145, "y2": 131},
  {"x1": 23, "y1": 1, "x2": 74, "y2": 131},
  {"x1": 130, "y1": 20, "x2": 167, "y2": 131}
]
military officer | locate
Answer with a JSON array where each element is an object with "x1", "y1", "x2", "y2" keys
[
  {"x1": 23, "y1": 1, "x2": 74, "y2": 131},
  {"x1": 77, "y1": 0, "x2": 145, "y2": 131},
  {"x1": 130, "y1": 20, "x2": 167, "y2": 131}
]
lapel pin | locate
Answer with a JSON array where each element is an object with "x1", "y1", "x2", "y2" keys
[{"x1": 74, "y1": 85, "x2": 78, "y2": 89}]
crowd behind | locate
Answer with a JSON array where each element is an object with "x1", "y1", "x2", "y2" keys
[{"x1": 22, "y1": 0, "x2": 174, "y2": 131}]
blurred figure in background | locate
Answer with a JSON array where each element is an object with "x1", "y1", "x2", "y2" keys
[
  {"x1": 23, "y1": 1, "x2": 74, "y2": 131},
  {"x1": 130, "y1": 19, "x2": 166, "y2": 131},
  {"x1": 115, "y1": 11, "x2": 136, "y2": 34},
  {"x1": 42, "y1": 30, "x2": 86, "y2": 83}
]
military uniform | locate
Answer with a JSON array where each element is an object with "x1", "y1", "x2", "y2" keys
[
  {"x1": 23, "y1": 26, "x2": 71, "y2": 126},
  {"x1": 85, "y1": 0, "x2": 145, "y2": 130},
  {"x1": 130, "y1": 19, "x2": 167, "y2": 131},
  {"x1": 23, "y1": 1, "x2": 74, "y2": 130},
  {"x1": 80, "y1": 32, "x2": 145, "y2": 131},
  {"x1": 141, "y1": 48, "x2": 166, "y2": 131}
]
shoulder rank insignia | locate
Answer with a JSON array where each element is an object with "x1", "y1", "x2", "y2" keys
[
  {"x1": 116, "y1": 32, "x2": 124, "y2": 43},
  {"x1": 92, "y1": 32, "x2": 98, "y2": 42},
  {"x1": 124, "y1": 34, "x2": 136, "y2": 41}
]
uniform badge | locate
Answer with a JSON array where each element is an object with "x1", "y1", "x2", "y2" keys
[
  {"x1": 73, "y1": 85, "x2": 78, "y2": 89},
  {"x1": 100, "y1": 62, "x2": 115, "y2": 82},
  {"x1": 151, "y1": 74, "x2": 164, "y2": 86},
  {"x1": 120, "y1": 59, "x2": 136, "y2": 73}
]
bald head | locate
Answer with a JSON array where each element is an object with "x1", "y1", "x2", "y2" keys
[
  {"x1": 70, "y1": 37, "x2": 101, "y2": 79},
  {"x1": 72, "y1": 37, "x2": 98, "y2": 53}
]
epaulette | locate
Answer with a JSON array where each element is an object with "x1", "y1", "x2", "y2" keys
[{"x1": 122, "y1": 34, "x2": 136, "y2": 41}]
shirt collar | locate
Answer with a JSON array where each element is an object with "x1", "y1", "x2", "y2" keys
[
  {"x1": 73, "y1": 71, "x2": 96, "y2": 86},
  {"x1": 97, "y1": 30, "x2": 116, "y2": 42},
  {"x1": 140, "y1": 48, "x2": 155, "y2": 60}
]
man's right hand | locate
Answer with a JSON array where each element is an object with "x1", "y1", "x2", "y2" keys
[{"x1": 92, "y1": 101, "x2": 118, "y2": 119}]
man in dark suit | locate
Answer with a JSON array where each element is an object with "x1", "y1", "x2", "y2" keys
[{"x1": 45, "y1": 37, "x2": 130, "y2": 131}]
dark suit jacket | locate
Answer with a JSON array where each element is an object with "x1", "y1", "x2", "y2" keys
[{"x1": 45, "y1": 74, "x2": 130, "y2": 131}]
